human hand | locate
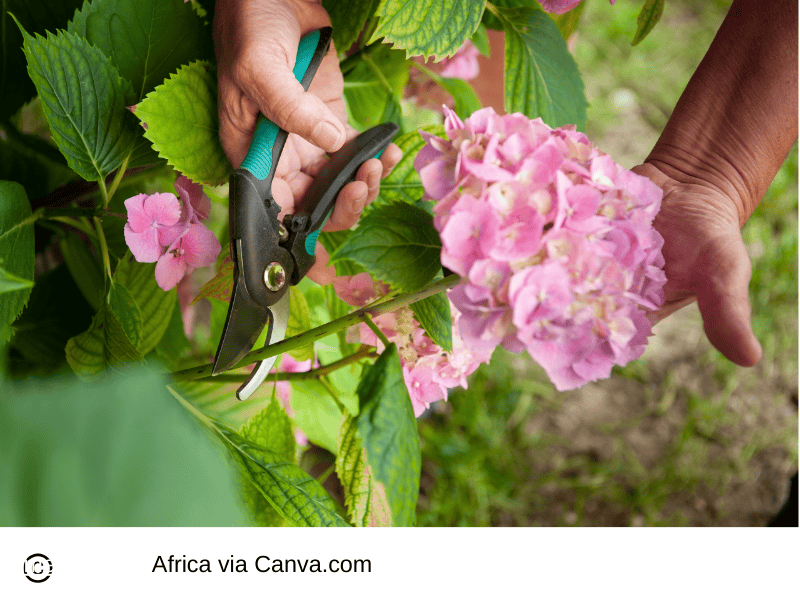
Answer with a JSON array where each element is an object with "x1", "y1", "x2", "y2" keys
[
  {"x1": 213, "y1": 0, "x2": 402, "y2": 283},
  {"x1": 632, "y1": 162, "x2": 762, "y2": 367}
]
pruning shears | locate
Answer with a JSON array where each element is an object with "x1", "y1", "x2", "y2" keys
[{"x1": 212, "y1": 27, "x2": 398, "y2": 400}]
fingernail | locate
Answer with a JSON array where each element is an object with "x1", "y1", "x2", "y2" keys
[
  {"x1": 312, "y1": 121, "x2": 342, "y2": 151},
  {"x1": 353, "y1": 191, "x2": 368, "y2": 213}
]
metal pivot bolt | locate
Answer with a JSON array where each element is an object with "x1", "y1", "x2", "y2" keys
[{"x1": 264, "y1": 262, "x2": 286, "y2": 291}]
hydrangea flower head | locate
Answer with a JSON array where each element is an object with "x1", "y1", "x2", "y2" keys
[{"x1": 416, "y1": 107, "x2": 666, "y2": 391}]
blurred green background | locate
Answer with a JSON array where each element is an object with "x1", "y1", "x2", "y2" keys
[{"x1": 414, "y1": 0, "x2": 799, "y2": 526}]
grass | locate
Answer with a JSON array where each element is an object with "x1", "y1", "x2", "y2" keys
[{"x1": 415, "y1": 0, "x2": 798, "y2": 527}]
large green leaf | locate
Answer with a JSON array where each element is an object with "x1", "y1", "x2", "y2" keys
[
  {"x1": 0, "y1": 0, "x2": 84, "y2": 121},
  {"x1": 68, "y1": 0, "x2": 213, "y2": 100},
  {"x1": 323, "y1": 0, "x2": 381, "y2": 53},
  {"x1": 499, "y1": 5, "x2": 587, "y2": 130},
  {"x1": 215, "y1": 422, "x2": 348, "y2": 527},
  {"x1": 240, "y1": 397, "x2": 297, "y2": 527},
  {"x1": 318, "y1": 230, "x2": 364, "y2": 277},
  {"x1": 0, "y1": 265, "x2": 33, "y2": 294},
  {"x1": 410, "y1": 289, "x2": 452, "y2": 352},
  {"x1": 356, "y1": 344, "x2": 420, "y2": 526},
  {"x1": 113, "y1": 254, "x2": 177, "y2": 355},
  {"x1": 343, "y1": 45, "x2": 409, "y2": 131},
  {"x1": 64, "y1": 301, "x2": 144, "y2": 377},
  {"x1": 290, "y1": 379, "x2": 344, "y2": 453},
  {"x1": 372, "y1": 126, "x2": 443, "y2": 207},
  {"x1": 335, "y1": 413, "x2": 391, "y2": 526},
  {"x1": 331, "y1": 201, "x2": 442, "y2": 293},
  {"x1": 371, "y1": 0, "x2": 485, "y2": 60},
  {"x1": 632, "y1": 0, "x2": 664, "y2": 46},
  {"x1": 15, "y1": 20, "x2": 138, "y2": 181},
  {"x1": 59, "y1": 230, "x2": 104, "y2": 311},
  {"x1": 0, "y1": 369, "x2": 249, "y2": 526},
  {"x1": 0, "y1": 181, "x2": 35, "y2": 345},
  {"x1": 285, "y1": 287, "x2": 314, "y2": 362},
  {"x1": 132, "y1": 61, "x2": 233, "y2": 186}
]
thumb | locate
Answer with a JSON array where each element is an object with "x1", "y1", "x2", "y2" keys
[
  {"x1": 695, "y1": 234, "x2": 762, "y2": 367},
  {"x1": 239, "y1": 40, "x2": 346, "y2": 153}
]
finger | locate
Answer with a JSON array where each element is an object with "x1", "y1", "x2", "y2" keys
[
  {"x1": 323, "y1": 181, "x2": 369, "y2": 231},
  {"x1": 218, "y1": 77, "x2": 260, "y2": 169},
  {"x1": 353, "y1": 158, "x2": 383, "y2": 204},
  {"x1": 695, "y1": 238, "x2": 762, "y2": 367},
  {"x1": 378, "y1": 143, "x2": 403, "y2": 177},
  {"x1": 306, "y1": 245, "x2": 337, "y2": 285},
  {"x1": 236, "y1": 41, "x2": 346, "y2": 153}
]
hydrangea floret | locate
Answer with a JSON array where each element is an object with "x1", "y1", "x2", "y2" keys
[{"x1": 415, "y1": 107, "x2": 666, "y2": 391}]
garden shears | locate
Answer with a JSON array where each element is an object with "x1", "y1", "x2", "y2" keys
[{"x1": 212, "y1": 27, "x2": 398, "y2": 400}]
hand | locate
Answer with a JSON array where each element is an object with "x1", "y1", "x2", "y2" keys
[
  {"x1": 632, "y1": 163, "x2": 762, "y2": 367},
  {"x1": 214, "y1": 0, "x2": 402, "y2": 283}
]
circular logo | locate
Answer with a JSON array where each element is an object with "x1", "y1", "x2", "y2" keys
[{"x1": 23, "y1": 553, "x2": 52, "y2": 583}]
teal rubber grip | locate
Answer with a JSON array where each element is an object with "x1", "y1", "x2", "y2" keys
[
  {"x1": 240, "y1": 29, "x2": 323, "y2": 180},
  {"x1": 304, "y1": 228, "x2": 322, "y2": 256}
]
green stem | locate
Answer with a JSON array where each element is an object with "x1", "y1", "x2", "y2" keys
[
  {"x1": 362, "y1": 53, "x2": 395, "y2": 95},
  {"x1": 0, "y1": 208, "x2": 43, "y2": 244},
  {"x1": 106, "y1": 153, "x2": 131, "y2": 202},
  {"x1": 170, "y1": 273, "x2": 464, "y2": 382},
  {"x1": 484, "y1": 1, "x2": 501, "y2": 20},
  {"x1": 47, "y1": 216, "x2": 99, "y2": 241},
  {"x1": 316, "y1": 463, "x2": 337, "y2": 485},
  {"x1": 360, "y1": 314, "x2": 391, "y2": 348},
  {"x1": 206, "y1": 345, "x2": 379, "y2": 384},
  {"x1": 92, "y1": 216, "x2": 113, "y2": 282},
  {"x1": 319, "y1": 377, "x2": 346, "y2": 413}
]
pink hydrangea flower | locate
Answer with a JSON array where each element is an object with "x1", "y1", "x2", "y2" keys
[
  {"x1": 123, "y1": 175, "x2": 221, "y2": 292},
  {"x1": 539, "y1": 0, "x2": 616, "y2": 15},
  {"x1": 333, "y1": 272, "x2": 491, "y2": 417},
  {"x1": 416, "y1": 107, "x2": 666, "y2": 391}
]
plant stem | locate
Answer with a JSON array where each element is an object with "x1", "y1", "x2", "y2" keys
[
  {"x1": 93, "y1": 216, "x2": 113, "y2": 282},
  {"x1": 170, "y1": 273, "x2": 464, "y2": 382},
  {"x1": 360, "y1": 314, "x2": 392, "y2": 348},
  {"x1": 362, "y1": 53, "x2": 395, "y2": 95},
  {"x1": 205, "y1": 345, "x2": 379, "y2": 384},
  {"x1": 47, "y1": 216, "x2": 99, "y2": 240},
  {"x1": 0, "y1": 208, "x2": 43, "y2": 244},
  {"x1": 106, "y1": 153, "x2": 131, "y2": 202}
]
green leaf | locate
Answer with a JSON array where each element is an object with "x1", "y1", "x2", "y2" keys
[
  {"x1": 215, "y1": 422, "x2": 348, "y2": 527},
  {"x1": 356, "y1": 344, "x2": 420, "y2": 526},
  {"x1": 0, "y1": 369, "x2": 249, "y2": 526},
  {"x1": 371, "y1": 0, "x2": 485, "y2": 59},
  {"x1": 0, "y1": 0, "x2": 85, "y2": 120},
  {"x1": 335, "y1": 414, "x2": 391, "y2": 526},
  {"x1": 109, "y1": 281, "x2": 143, "y2": 350},
  {"x1": 285, "y1": 287, "x2": 314, "y2": 361},
  {"x1": 632, "y1": 0, "x2": 664, "y2": 46},
  {"x1": 470, "y1": 23, "x2": 491, "y2": 56},
  {"x1": 0, "y1": 127, "x2": 77, "y2": 200},
  {"x1": 499, "y1": 5, "x2": 587, "y2": 130},
  {"x1": 343, "y1": 45, "x2": 409, "y2": 131},
  {"x1": 372, "y1": 126, "x2": 443, "y2": 208},
  {"x1": 318, "y1": 230, "x2": 364, "y2": 277},
  {"x1": 155, "y1": 299, "x2": 191, "y2": 367},
  {"x1": 15, "y1": 20, "x2": 138, "y2": 181},
  {"x1": 410, "y1": 289, "x2": 452, "y2": 352},
  {"x1": 240, "y1": 396, "x2": 297, "y2": 527},
  {"x1": 0, "y1": 265, "x2": 33, "y2": 294},
  {"x1": 65, "y1": 302, "x2": 144, "y2": 377},
  {"x1": 331, "y1": 201, "x2": 442, "y2": 292},
  {"x1": 323, "y1": 0, "x2": 382, "y2": 53},
  {"x1": 548, "y1": 1, "x2": 586, "y2": 40},
  {"x1": 0, "y1": 181, "x2": 35, "y2": 345},
  {"x1": 133, "y1": 61, "x2": 232, "y2": 186},
  {"x1": 192, "y1": 244, "x2": 234, "y2": 303},
  {"x1": 290, "y1": 379, "x2": 344, "y2": 453},
  {"x1": 112, "y1": 254, "x2": 177, "y2": 355},
  {"x1": 68, "y1": 0, "x2": 213, "y2": 100},
  {"x1": 438, "y1": 77, "x2": 482, "y2": 120},
  {"x1": 59, "y1": 230, "x2": 104, "y2": 311}
]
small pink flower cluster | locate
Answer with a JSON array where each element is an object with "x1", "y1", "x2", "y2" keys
[
  {"x1": 539, "y1": 0, "x2": 615, "y2": 15},
  {"x1": 333, "y1": 273, "x2": 491, "y2": 417},
  {"x1": 123, "y1": 176, "x2": 221, "y2": 291},
  {"x1": 415, "y1": 107, "x2": 666, "y2": 391}
]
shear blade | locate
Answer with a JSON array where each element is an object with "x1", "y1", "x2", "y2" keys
[
  {"x1": 213, "y1": 274, "x2": 269, "y2": 375},
  {"x1": 236, "y1": 292, "x2": 291, "y2": 401}
]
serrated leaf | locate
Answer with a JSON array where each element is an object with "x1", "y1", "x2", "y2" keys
[
  {"x1": 371, "y1": 0, "x2": 485, "y2": 60},
  {"x1": 343, "y1": 45, "x2": 409, "y2": 130},
  {"x1": 632, "y1": 0, "x2": 664, "y2": 46},
  {"x1": 499, "y1": 5, "x2": 587, "y2": 130},
  {"x1": 410, "y1": 289, "x2": 452, "y2": 352},
  {"x1": 68, "y1": 0, "x2": 213, "y2": 100},
  {"x1": 109, "y1": 281, "x2": 142, "y2": 350},
  {"x1": 15, "y1": 21, "x2": 138, "y2": 181},
  {"x1": 240, "y1": 396, "x2": 297, "y2": 527},
  {"x1": 113, "y1": 254, "x2": 177, "y2": 355},
  {"x1": 356, "y1": 344, "x2": 420, "y2": 526},
  {"x1": 331, "y1": 201, "x2": 442, "y2": 292},
  {"x1": 193, "y1": 245, "x2": 234, "y2": 304},
  {"x1": 0, "y1": 181, "x2": 35, "y2": 345},
  {"x1": 215, "y1": 422, "x2": 348, "y2": 527},
  {"x1": 133, "y1": 61, "x2": 232, "y2": 186},
  {"x1": 0, "y1": 369, "x2": 249, "y2": 526},
  {"x1": 0, "y1": 265, "x2": 33, "y2": 294},
  {"x1": 323, "y1": 0, "x2": 382, "y2": 53},
  {"x1": 59, "y1": 230, "x2": 104, "y2": 311},
  {"x1": 0, "y1": 0, "x2": 85, "y2": 120},
  {"x1": 336, "y1": 414, "x2": 391, "y2": 526},
  {"x1": 65, "y1": 302, "x2": 144, "y2": 376},
  {"x1": 286, "y1": 287, "x2": 314, "y2": 361}
]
